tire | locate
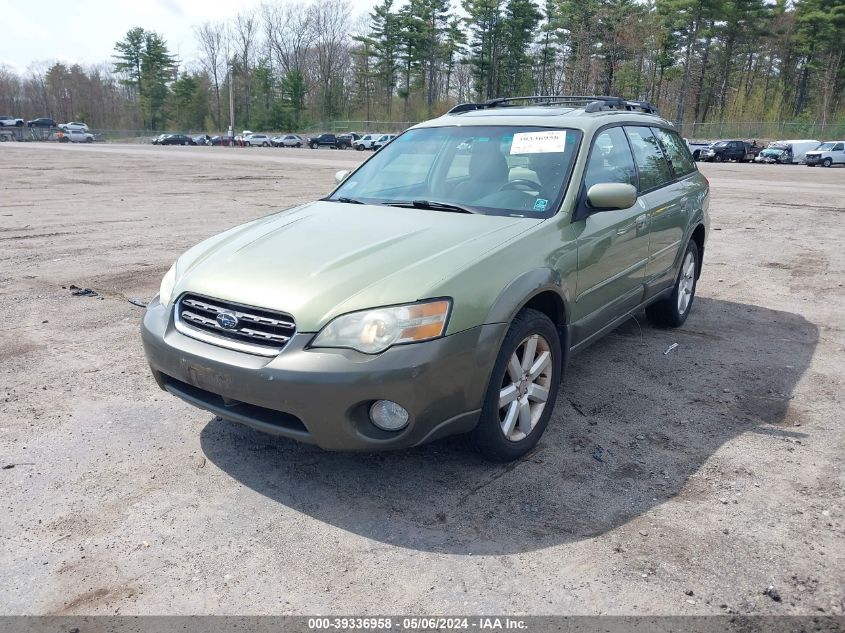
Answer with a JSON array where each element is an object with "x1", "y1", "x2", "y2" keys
[
  {"x1": 713, "y1": 154, "x2": 723, "y2": 163},
  {"x1": 692, "y1": 150, "x2": 700, "y2": 160},
  {"x1": 646, "y1": 240, "x2": 700, "y2": 328},
  {"x1": 470, "y1": 308, "x2": 562, "y2": 462},
  {"x1": 355, "y1": 144, "x2": 363, "y2": 151},
  {"x1": 310, "y1": 143, "x2": 317, "y2": 149},
  {"x1": 86, "y1": 137, "x2": 92, "y2": 143},
  {"x1": 262, "y1": 141, "x2": 269, "y2": 147},
  {"x1": 823, "y1": 158, "x2": 833, "y2": 167},
  {"x1": 339, "y1": 142, "x2": 349, "y2": 150},
  {"x1": 295, "y1": 143, "x2": 302, "y2": 148}
]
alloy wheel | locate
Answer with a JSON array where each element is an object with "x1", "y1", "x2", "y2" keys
[
  {"x1": 498, "y1": 333, "x2": 553, "y2": 442},
  {"x1": 677, "y1": 251, "x2": 696, "y2": 314}
]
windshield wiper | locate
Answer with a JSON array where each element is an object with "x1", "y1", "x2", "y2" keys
[
  {"x1": 332, "y1": 196, "x2": 365, "y2": 204},
  {"x1": 385, "y1": 199, "x2": 475, "y2": 214}
]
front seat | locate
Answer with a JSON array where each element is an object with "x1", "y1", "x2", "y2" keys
[{"x1": 453, "y1": 140, "x2": 509, "y2": 202}]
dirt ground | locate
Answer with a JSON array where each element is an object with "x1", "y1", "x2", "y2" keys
[{"x1": 0, "y1": 143, "x2": 843, "y2": 616}]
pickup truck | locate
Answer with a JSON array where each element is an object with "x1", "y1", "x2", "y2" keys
[
  {"x1": 700, "y1": 140, "x2": 761, "y2": 163},
  {"x1": 308, "y1": 133, "x2": 350, "y2": 150}
]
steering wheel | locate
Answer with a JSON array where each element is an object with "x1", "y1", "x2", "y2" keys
[{"x1": 499, "y1": 179, "x2": 551, "y2": 200}]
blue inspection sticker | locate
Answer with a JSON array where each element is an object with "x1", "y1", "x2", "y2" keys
[{"x1": 533, "y1": 198, "x2": 549, "y2": 211}]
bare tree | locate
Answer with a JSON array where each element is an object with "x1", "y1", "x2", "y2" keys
[
  {"x1": 309, "y1": 0, "x2": 352, "y2": 121},
  {"x1": 263, "y1": 2, "x2": 315, "y2": 76},
  {"x1": 194, "y1": 21, "x2": 226, "y2": 127},
  {"x1": 232, "y1": 9, "x2": 260, "y2": 125}
]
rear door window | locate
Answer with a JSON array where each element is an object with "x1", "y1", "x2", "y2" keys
[
  {"x1": 653, "y1": 128, "x2": 696, "y2": 177},
  {"x1": 624, "y1": 126, "x2": 674, "y2": 192}
]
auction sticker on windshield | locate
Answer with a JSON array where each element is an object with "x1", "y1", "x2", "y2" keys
[{"x1": 511, "y1": 130, "x2": 566, "y2": 154}]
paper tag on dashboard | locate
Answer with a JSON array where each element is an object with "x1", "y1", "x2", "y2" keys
[{"x1": 511, "y1": 131, "x2": 566, "y2": 154}]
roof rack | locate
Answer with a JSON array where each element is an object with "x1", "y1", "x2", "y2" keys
[{"x1": 446, "y1": 95, "x2": 659, "y2": 116}]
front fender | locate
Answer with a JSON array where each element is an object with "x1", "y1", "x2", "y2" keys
[{"x1": 483, "y1": 268, "x2": 573, "y2": 358}]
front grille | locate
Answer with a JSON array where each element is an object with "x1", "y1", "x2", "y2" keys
[{"x1": 175, "y1": 293, "x2": 296, "y2": 356}]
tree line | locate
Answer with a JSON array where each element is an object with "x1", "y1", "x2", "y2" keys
[{"x1": 0, "y1": 0, "x2": 842, "y2": 133}]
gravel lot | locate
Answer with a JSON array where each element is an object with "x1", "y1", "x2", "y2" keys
[{"x1": 1, "y1": 143, "x2": 843, "y2": 616}]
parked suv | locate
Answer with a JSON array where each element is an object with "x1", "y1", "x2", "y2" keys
[
  {"x1": 272, "y1": 134, "x2": 304, "y2": 148},
  {"x1": 308, "y1": 133, "x2": 350, "y2": 149},
  {"x1": 143, "y1": 95, "x2": 709, "y2": 461},
  {"x1": 701, "y1": 140, "x2": 759, "y2": 162},
  {"x1": 27, "y1": 117, "x2": 57, "y2": 128},
  {"x1": 804, "y1": 141, "x2": 845, "y2": 167},
  {"x1": 58, "y1": 129, "x2": 94, "y2": 143}
]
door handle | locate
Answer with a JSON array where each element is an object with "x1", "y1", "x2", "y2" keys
[{"x1": 635, "y1": 214, "x2": 649, "y2": 229}]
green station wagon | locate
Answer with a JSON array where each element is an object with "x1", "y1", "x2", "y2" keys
[{"x1": 142, "y1": 96, "x2": 709, "y2": 461}]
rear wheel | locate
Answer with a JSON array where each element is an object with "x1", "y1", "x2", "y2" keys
[
  {"x1": 646, "y1": 240, "x2": 700, "y2": 328},
  {"x1": 295, "y1": 142, "x2": 302, "y2": 148},
  {"x1": 310, "y1": 142, "x2": 317, "y2": 149},
  {"x1": 470, "y1": 308, "x2": 562, "y2": 462}
]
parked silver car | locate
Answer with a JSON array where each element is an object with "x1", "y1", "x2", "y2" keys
[{"x1": 271, "y1": 134, "x2": 304, "y2": 148}]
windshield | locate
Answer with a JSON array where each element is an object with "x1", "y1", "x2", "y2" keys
[
  {"x1": 816, "y1": 142, "x2": 835, "y2": 151},
  {"x1": 712, "y1": 142, "x2": 728, "y2": 148},
  {"x1": 329, "y1": 125, "x2": 582, "y2": 218}
]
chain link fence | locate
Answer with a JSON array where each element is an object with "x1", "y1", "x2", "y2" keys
[
  {"x1": 678, "y1": 121, "x2": 845, "y2": 142},
  {"x1": 7, "y1": 120, "x2": 843, "y2": 145}
]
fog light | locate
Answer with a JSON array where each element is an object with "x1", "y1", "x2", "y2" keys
[{"x1": 369, "y1": 400, "x2": 409, "y2": 431}]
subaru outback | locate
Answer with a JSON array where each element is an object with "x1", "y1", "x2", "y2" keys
[{"x1": 142, "y1": 95, "x2": 709, "y2": 461}]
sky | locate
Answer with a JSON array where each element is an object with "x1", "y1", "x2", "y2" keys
[{"x1": 0, "y1": 0, "x2": 381, "y2": 73}]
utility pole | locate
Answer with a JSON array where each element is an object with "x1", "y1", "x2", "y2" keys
[{"x1": 228, "y1": 61, "x2": 235, "y2": 147}]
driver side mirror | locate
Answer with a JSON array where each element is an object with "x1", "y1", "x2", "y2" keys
[
  {"x1": 586, "y1": 183, "x2": 638, "y2": 211},
  {"x1": 335, "y1": 170, "x2": 351, "y2": 184}
]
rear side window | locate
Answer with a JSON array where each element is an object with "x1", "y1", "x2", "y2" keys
[
  {"x1": 625, "y1": 126, "x2": 673, "y2": 192},
  {"x1": 584, "y1": 127, "x2": 637, "y2": 191},
  {"x1": 654, "y1": 128, "x2": 696, "y2": 177}
]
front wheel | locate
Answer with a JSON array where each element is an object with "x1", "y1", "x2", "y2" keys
[
  {"x1": 470, "y1": 308, "x2": 562, "y2": 462},
  {"x1": 713, "y1": 154, "x2": 723, "y2": 163},
  {"x1": 355, "y1": 145, "x2": 363, "y2": 151},
  {"x1": 262, "y1": 141, "x2": 269, "y2": 147},
  {"x1": 646, "y1": 240, "x2": 700, "y2": 328},
  {"x1": 823, "y1": 158, "x2": 833, "y2": 167},
  {"x1": 295, "y1": 143, "x2": 302, "y2": 148},
  {"x1": 310, "y1": 143, "x2": 317, "y2": 149}
]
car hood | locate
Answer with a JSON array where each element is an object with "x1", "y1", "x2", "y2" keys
[{"x1": 174, "y1": 201, "x2": 541, "y2": 331}]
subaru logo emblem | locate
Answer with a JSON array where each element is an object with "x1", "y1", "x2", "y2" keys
[{"x1": 216, "y1": 312, "x2": 239, "y2": 329}]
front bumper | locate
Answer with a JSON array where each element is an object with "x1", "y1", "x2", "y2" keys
[
  {"x1": 141, "y1": 298, "x2": 505, "y2": 451},
  {"x1": 804, "y1": 155, "x2": 822, "y2": 165}
]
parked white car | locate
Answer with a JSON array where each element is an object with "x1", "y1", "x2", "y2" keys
[
  {"x1": 371, "y1": 134, "x2": 396, "y2": 151},
  {"x1": 804, "y1": 141, "x2": 845, "y2": 167},
  {"x1": 244, "y1": 133, "x2": 271, "y2": 147},
  {"x1": 60, "y1": 121, "x2": 89, "y2": 132},
  {"x1": 0, "y1": 115, "x2": 24, "y2": 127},
  {"x1": 59, "y1": 129, "x2": 94, "y2": 143},
  {"x1": 353, "y1": 133, "x2": 383, "y2": 151},
  {"x1": 271, "y1": 134, "x2": 304, "y2": 148}
]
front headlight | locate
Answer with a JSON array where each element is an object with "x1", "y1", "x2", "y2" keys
[
  {"x1": 311, "y1": 299, "x2": 451, "y2": 354},
  {"x1": 158, "y1": 263, "x2": 177, "y2": 306}
]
